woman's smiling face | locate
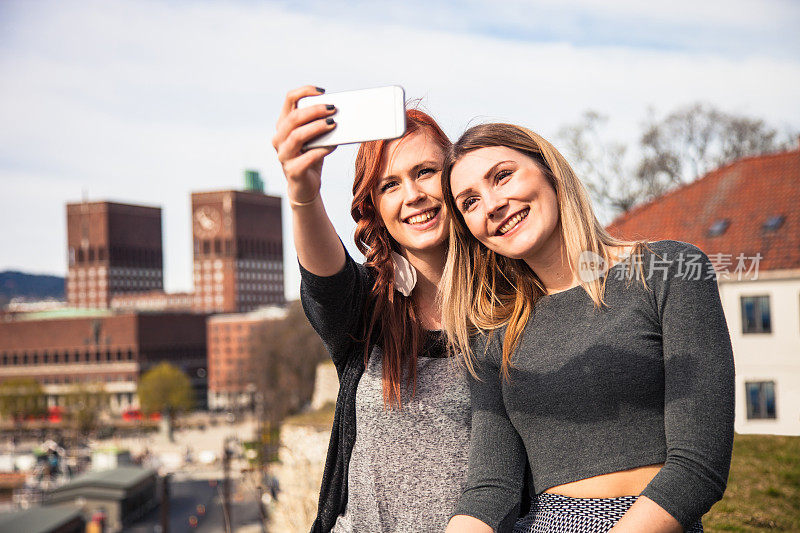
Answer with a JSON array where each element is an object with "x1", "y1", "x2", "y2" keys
[
  {"x1": 449, "y1": 145, "x2": 560, "y2": 261},
  {"x1": 372, "y1": 129, "x2": 449, "y2": 255}
]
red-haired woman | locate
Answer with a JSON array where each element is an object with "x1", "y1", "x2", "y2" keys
[{"x1": 273, "y1": 86, "x2": 474, "y2": 532}]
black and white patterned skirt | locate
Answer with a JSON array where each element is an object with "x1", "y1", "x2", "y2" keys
[{"x1": 513, "y1": 493, "x2": 704, "y2": 533}]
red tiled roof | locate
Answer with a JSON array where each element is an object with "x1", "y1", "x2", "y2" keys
[{"x1": 606, "y1": 148, "x2": 800, "y2": 271}]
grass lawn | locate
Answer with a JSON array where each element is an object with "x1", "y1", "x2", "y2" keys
[{"x1": 705, "y1": 433, "x2": 800, "y2": 531}]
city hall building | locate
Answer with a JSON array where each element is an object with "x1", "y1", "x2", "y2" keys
[
  {"x1": 66, "y1": 201, "x2": 164, "y2": 310},
  {"x1": 0, "y1": 310, "x2": 207, "y2": 412},
  {"x1": 191, "y1": 183, "x2": 285, "y2": 313},
  {"x1": 65, "y1": 174, "x2": 284, "y2": 315},
  {"x1": 0, "y1": 171, "x2": 285, "y2": 415}
]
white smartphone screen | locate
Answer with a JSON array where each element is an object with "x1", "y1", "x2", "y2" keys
[{"x1": 297, "y1": 85, "x2": 406, "y2": 149}]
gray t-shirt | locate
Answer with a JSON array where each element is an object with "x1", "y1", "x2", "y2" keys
[
  {"x1": 454, "y1": 240, "x2": 735, "y2": 531},
  {"x1": 333, "y1": 335, "x2": 471, "y2": 532}
]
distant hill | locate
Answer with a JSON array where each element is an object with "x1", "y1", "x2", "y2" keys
[{"x1": 0, "y1": 271, "x2": 65, "y2": 301}]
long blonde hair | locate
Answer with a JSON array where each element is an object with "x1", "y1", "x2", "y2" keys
[{"x1": 439, "y1": 123, "x2": 649, "y2": 379}]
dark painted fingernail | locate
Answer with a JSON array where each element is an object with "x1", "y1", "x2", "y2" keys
[
  {"x1": 315, "y1": 86, "x2": 325, "y2": 93},
  {"x1": 326, "y1": 104, "x2": 335, "y2": 110},
  {"x1": 326, "y1": 117, "x2": 335, "y2": 125}
]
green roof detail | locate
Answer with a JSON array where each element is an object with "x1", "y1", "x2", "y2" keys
[
  {"x1": 15, "y1": 308, "x2": 115, "y2": 321},
  {"x1": 244, "y1": 169, "x2": 264, "y2": 192}
]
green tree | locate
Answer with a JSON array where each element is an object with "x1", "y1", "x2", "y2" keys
[
  {"x1": 137, "y1": 362, "x2": 193, "y2": 441},
  {"x1": 63, "y1": 383, "x2": 107, "y2": 434},
  {"x1": 0, "y1": 377, "x2": 46, "y2": 422}
]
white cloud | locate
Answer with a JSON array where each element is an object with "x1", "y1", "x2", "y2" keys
[
  {"x1": 1, "y1": 0, "x2": 799, "y2": 300},
  {"x1": 526, "y1": 0, "x2": 793, "y2": 27},
  {"x1": 274, "y1": 0, "x2": 800, "y2": 58}
]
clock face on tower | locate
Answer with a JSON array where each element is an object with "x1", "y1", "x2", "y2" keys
[{"x1": 194, "y1": 206, "x2": 222, "y2": 238}]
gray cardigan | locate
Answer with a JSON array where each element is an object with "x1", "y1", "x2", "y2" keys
[{"x1": 300, "y1": 249, "x2": 373, "y2": 533}]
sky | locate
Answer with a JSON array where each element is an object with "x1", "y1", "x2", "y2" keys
[{"x1": 1, "y1": 0, "x2": 799, "y2": 300}]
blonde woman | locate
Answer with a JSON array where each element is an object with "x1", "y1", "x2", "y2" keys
[{"x1": 439, "y1": 123, "x2": 734, "y2": 533}]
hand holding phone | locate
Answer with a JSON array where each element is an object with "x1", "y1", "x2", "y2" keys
[
  {"x1": 273, "y1": 86, "x2": 337, "y2": 207},
  {"x1": 297, "y1": 85, "x2": 407, "y2": 149}
]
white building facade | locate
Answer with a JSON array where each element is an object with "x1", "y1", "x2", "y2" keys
[{"x1": 719, "y1": 271, "x2": 800, "y2": 435}]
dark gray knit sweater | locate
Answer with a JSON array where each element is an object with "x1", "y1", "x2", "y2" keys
[{"x1": 454, "y1": 240, "x2": 735, "y2": 531}]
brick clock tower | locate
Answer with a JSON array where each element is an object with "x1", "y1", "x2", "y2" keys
[
  {"x1": 66, "y1": 201, "x2": 163, "y2": 308},
  {"x1": 192, "y1": 171, "x2": 284, "y2": 313}
]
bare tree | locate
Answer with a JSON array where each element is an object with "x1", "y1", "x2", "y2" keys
[
  {"x1": 558, "y1": 103, "x2": 796, "y2": 218},
  {"x1": 63, "y1": 382, "x2": 108, "y2": 435},
  {"x1": 557, "y1": 111, "x2": 642, "y2": 214},
  {"x1": 637, "y1": 103, "x2": 791, "y2": 187},
  {"x1": 252, "y1": 300, "x2": 328, "y2": 430}
]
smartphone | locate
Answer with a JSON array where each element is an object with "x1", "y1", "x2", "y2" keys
[{"x1": 297, "y1": 85, "x2": 406, "y2": 149}]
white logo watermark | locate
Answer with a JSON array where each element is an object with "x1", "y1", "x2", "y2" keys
[
  {"x1": 575, "y1": 249, "x2": 762, "y2": 282},
  {"x1": 578, "y1": 251, "x2": 606, "y2": 282}
]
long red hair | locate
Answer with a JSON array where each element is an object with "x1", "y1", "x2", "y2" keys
[{"x1": 351, "y1": 109, "x2": 451, "y2": 408}]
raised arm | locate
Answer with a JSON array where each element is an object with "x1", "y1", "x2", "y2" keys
[
  {"x1": 273, "y1": 86, "x2": 374, "y2": 371},
  {"x1": 272, "y1": 85, "x2": 344, "y2": 276}
]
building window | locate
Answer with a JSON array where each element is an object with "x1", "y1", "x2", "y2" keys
[
  {"x1": 762, "y1": 215, "x2": 785, "y2": 233},
  {"x1": 707, "y1": 219, "x2": 730, "y2": 237},
  {"x1": 746, "y1": 381, "x2": 776, "y2": 419},
  {"x1": 741, "y1": 295, "x2": 771, "y2": 334}
]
